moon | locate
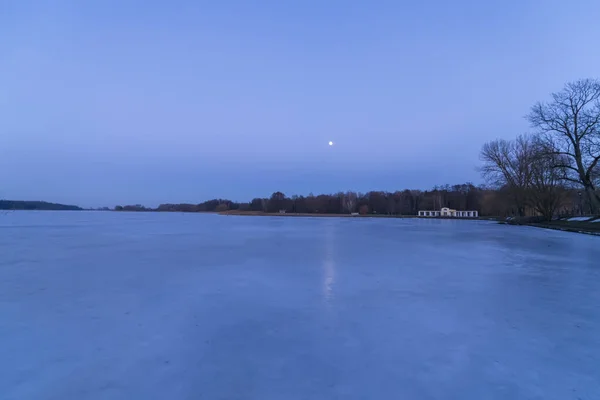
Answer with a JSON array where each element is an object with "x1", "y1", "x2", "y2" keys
[{"x1": 328, "y1": 141, "x2": 334, "y2": 146}]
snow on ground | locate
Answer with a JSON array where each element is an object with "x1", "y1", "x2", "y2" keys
[
  {"x1": 567, "y1": 216, "x2": 592, "y2": 221},
  {"x1": 1, "y1": 212, "x2": 599, "y2": 400}
]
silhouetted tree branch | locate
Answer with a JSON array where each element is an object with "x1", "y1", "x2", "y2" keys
[{"x1": 528, "y1": 78, "x2": 600, "y2": 212}]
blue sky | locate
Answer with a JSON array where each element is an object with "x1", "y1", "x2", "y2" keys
[{"x1": 2, "y1": 0, "x2": 599, "y2": 207}]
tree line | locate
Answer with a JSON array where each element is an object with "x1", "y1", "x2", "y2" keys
[
  {"x1": 114, "y1": 183, "x2": 589, "y2": 218},
  {"x1": 115, "y1": 78, "x2": 599, "y2": 220},
  {"x1": 0, "y1": 200, "x2": 82, "y2": 211},
  {"x1": 480, "y1": 78, "x2": 600, "y2": 220}
]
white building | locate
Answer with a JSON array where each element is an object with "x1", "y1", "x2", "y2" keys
[{"x1": 418, "y1": 207, "x2": 478, "y2": 218}]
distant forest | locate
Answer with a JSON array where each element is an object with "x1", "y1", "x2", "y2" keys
[
  {"x1": 0, "y1": 200, "x2": 82, "y2": 211},
  {"x1": 113, "y1": 183, "x2": 590, "y2": 218}
]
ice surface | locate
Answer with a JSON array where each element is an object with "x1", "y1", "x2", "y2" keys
[{"x1": 1, "y1": 212, "x2": 599, "y2": 400}]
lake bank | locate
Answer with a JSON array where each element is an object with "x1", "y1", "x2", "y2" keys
[
  {"x1": 223, "y1": 210, "x2": 600, "y2": 236},
  {"x1": 501, "y1": 217, "x2": 600, "y2": 236},
  {"x1": 528, "y1": 220, "x2": 600, "y2": 236},
  {"x1": 220, "y1": 210, "x2": 379, "y2": 218},
  {"x1": 219, "y1": 210, "x2": 490, "y2": 220}
]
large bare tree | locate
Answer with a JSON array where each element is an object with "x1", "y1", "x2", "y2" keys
[
  {"x1": 481, "y1": 135, "x2": 567, "y2": 219},
  {"x1": 480, "y1": 135, "x2": 535, "y2": 216},
  {"x1": 528, "y1": 78, "x2": 600, "y2": 213}
]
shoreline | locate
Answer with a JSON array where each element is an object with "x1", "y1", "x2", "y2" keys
[
  {"x1": 524, "y1": 222, "x2": 600, "y2": 236},
  {"x1": 500, "y1": 218, "x2": 600, "y2": 236},
  {"x1": 218, "y1": 210, "x2": 490, "y2": 220},
  {"x1": 6, "y1": 209, "x2": 599, "y2": 235},
  {"x1": 223, "y1": 211, "x2": 600, "y2": 235}
]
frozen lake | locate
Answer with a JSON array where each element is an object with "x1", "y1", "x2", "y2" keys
[{"x1": 1, "y1": 211, "x2": 599, "y2": 399}]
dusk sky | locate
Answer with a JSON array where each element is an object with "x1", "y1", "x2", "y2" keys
[{"x1": 2, "y1": 0, "x2": 600, "y2": 207}]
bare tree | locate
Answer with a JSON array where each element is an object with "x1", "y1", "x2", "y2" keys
[
  {"x1": 528, "y1": 140, "x2": 568, "y2": 220},
  {"x1": 480, "y1": 135, "x2": 535, "y2": 216},
  {"x1": 342, "y1": 191, "x2": 357, "y2": 213},
  {"x1": 528, "y1": 78, "x2": 600, "y2": 213}
]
